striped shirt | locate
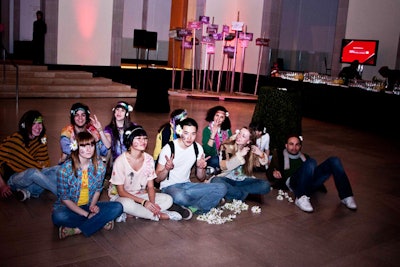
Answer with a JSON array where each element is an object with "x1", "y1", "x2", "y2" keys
[{"x1": 0, "y1": 132, "x2": 50, "y2": 178}]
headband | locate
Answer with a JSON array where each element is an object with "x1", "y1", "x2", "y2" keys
[
  {"x1": 33, "y1": 116, "x2": 43, "y2": 123},
  {"x1": 113, "y1": 102, "x2": 134, "y2": 117},
  {"x1": 173, "y1": 110, "x2": 187, "y2": 122},
  {"x1": 124, "y1": 127, "x2": 144, "y2": 138},
  {"x1": 70, "y1": 107, "x2": 90, "y2": 116}
]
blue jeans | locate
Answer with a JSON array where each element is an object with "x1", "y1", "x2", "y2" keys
[
  {"x1": 288, "y1": 157, "x2": 354, "y2": 199},
  {"x1": 207, "y1": 155, "x2": 220, "y2": 169},
  {"x1": 211, "y1": 177, "x2": 271, "y2": 201},
  {"x1": 162, "y1": 182, "x2": 227, "y2": 213},
  {"x1": 7, "y1": 165, "x2": 59, "y2": 197},
  {"x1": 52, "y1": 202, "x2": 123, "y2": 237}
]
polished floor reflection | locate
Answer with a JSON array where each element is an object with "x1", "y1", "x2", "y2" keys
[{"x1": 0, "y1": 95, "x2": 399, "y2": 267}]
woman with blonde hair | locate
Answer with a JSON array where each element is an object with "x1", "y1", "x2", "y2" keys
[{"x1": 210, "y1": 127, "x2": 270, "y2": 201}]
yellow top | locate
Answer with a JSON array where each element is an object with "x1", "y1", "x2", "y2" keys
[{"x1": 77, "y1": 170, "x2": 89, "y2": 206}]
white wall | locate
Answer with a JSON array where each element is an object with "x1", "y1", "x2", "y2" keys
[
  {"x1": 57, "y1": 0, "x2": 113, "y2": 65},
  {"x1": 122, "y1": 0, "x2": 172, "y2": 60},
  {"x1": 19, "y1": 0, "x2": 40, "y2": 41},
  {"x1": 201, "y1": 0, "x2": 264, "y2": 74},
  {"x1": 345, "y1": 0, "x2": 400, "y2": 80}
]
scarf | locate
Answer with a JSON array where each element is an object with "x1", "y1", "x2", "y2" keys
[
  {"x1": 210, "y1": 123, "x2": 229, "y2": 151},
  {"x1": 283, "y1": 149, "x2": 306, "y2": 170}
]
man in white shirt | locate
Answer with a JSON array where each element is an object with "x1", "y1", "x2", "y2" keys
[{"x1": 156, "y1": 118, "x2": 227, "y2": 214}]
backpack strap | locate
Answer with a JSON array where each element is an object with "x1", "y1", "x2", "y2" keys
[
  {"x1": 161, "y1": 126, "x2": 172, "y2": 149},
  {"x1": 167, "y1": 140, "x2": 175, "y2": 156},
  {"x1": 193, "y1": 142, "x2": 199, "y2": 160}
]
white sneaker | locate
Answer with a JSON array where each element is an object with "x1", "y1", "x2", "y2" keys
[
  {"x1": 115, "y1": 212, "x2": 127, "y2": 223},
  {"x1": 295, "y1": 195, "x2": 313, "y2": 212},
  {"x1": 341, "y1": 196, "x2": 357, "y2": 210},
  {"x1": 163, "y1": 210, "x2": 182, "y2": 221}
]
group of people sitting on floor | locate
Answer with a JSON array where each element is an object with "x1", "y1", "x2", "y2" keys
[{"x1": 0, "y1": 103, "x2": 357, "y2": 239}]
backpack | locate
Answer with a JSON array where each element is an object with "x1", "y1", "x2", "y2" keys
[{"x1": 153, "y1": 125, "x2": 172, "y2": 161}]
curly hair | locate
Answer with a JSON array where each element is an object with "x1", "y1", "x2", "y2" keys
[{"x1": 205, "y1": 106, "x2": 231, "y2": 130}]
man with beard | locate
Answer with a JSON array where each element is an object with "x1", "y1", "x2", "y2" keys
[{"x1": 269, "y1": 134, "x2": 357, "y2": 213}]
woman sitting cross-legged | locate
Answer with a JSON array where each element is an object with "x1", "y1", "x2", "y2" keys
[
  {"x1": 52, "y1": 132, "x2": 123, "y2": 239},
  {"x1": 210, "y1": 127, "x2": 271, "y2": 201},
  {"x1": 108, "y1": 125, "x2": 182, "y2": 221}
]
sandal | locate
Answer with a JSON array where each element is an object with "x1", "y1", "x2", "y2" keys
[
  {"x1": 103, "y1": 220, "x2": 114, "y2": 231},
  {"x1": 58, "y1": 226, "x2": 76, "y2": 240}
]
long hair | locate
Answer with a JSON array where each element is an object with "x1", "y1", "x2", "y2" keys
[
  {"x1": 71, "y1": 132, "x2": 98, "y2": 176},
  {"x1": 18, "y1": 110, "x2": 46, "y2": 147},
  {"x1": 220, "y1": 127, "x2": 257, "y2": 176},
  {"x1": 205, "y1": 106, "x2": 231, "y2": 130},
  {"x1": 106, "y1": 101, "x2": 134, "y2": 156}
]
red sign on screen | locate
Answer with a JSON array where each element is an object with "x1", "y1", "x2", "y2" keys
[{"x1": 340, "y1": 39, "x2": 379, "y2": 66}]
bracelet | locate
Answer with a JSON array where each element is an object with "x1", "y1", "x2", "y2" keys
[
  {"x1": 97, "y1": 127, "x2": 103, "y2": 132},
  {"x1": 141, "y1": 199, "x2": 147, "y2": 206},
  {"x1": 260, "y1": 153, "x2": 265, "y2": 159},
  {"x1": 209, "y1": 137, "x2": 215, "y2": 140},
  {"x1": 86, "y1": 212, "x2": 91, "y2": 218}
]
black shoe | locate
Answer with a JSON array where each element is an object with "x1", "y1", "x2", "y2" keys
[
  {"x1": 168, "y1": 204, "x2": 193, "y2": 220},
  {"x1": 14, "y1": 189, "x2": 30, "y2": 202}
]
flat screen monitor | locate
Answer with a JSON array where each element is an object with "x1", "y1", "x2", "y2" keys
[{"x1": 340, "y1": 39, "x2": 379, "y2": 66}]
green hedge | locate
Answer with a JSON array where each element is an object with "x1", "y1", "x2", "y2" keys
[{"x1": 251, "y1": 86, "x2": 302, "y2": 151}]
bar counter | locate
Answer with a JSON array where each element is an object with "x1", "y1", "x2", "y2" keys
[{"x1": 263, "y1": 77, "x2": 399, "y2": 136}]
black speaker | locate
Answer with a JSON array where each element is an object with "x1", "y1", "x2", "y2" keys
[
  {"x1": 133, "y1": 29, "x2": 147, "y2": 48},
  {"x1": 145, "y1": 31, "x2": 157, "y2": 50},
  {"x1": 133, "y1": 29, "x2": 157, "y2": 50}
]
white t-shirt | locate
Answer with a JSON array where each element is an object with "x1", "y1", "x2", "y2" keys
[
  {"x1": 110, "y1": 152, "x2": 156, "y2": 196},
  {"x1": 158, "y1": 139, "x2": 204, "y2": 189},
  {"x1": 256, "y1": 133, "x2": 270, "y2": 152}
]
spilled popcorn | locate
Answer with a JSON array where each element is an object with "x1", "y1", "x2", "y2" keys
[
  {"x1": 196, "y1": 199, "x2": 261, "y2": 224},
  {"x1": 276, "y1": 189, "x2": 294, "y2": 203},
  {"x1": 251, "y1": 206, "x2": 261, "y2": 214}
]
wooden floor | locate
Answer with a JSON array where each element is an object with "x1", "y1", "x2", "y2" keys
[{"x1": 1, "y1": 95, "x2": 400, "y2": 267}]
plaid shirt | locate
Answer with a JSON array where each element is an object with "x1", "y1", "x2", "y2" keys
[{"x1": 54, "y1": 159, "x2": 105, "y2": 208}]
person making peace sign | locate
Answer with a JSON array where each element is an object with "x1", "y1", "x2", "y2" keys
[{"x1": 155, "y1": 118, "x2": 227, "y2": 215}]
